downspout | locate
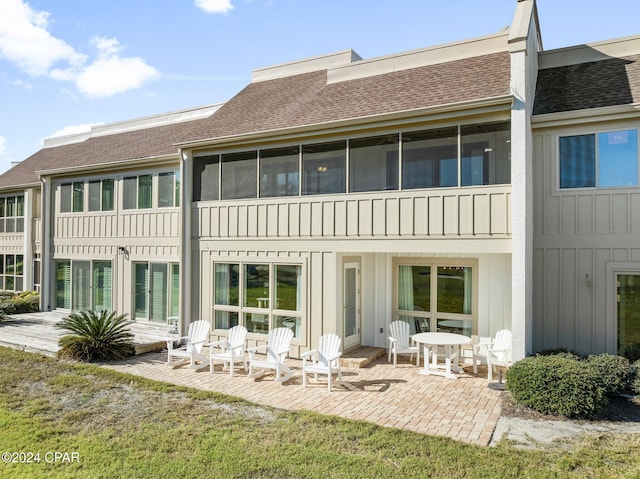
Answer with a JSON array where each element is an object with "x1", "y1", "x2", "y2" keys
[
  {"x1": 179, "y1": 149, "x2": 192, "y2": 335},
  {"x1": 40, "y1": 177, "x2": 52, "y2": 311}
]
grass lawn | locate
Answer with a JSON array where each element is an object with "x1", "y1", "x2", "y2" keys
[{"x1": 1, "y1": 347, "x2": 639, "y2": 478}]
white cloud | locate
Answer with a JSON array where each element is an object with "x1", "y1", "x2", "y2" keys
[
  {"x1": 0, "y1": 0, "x2": 85, "y2": 76},
  {"x1": 195, "y1": 0, "x2": 234, "y2": 14},
  {"x1": 0, "y1": 2, "x2": 158, "y2": 98},
  {"x1": 74, "y1": 36, "x2": 159, "y2": 98},
  {"x1": 12, "y1": 78, "x2": 33, "y2": 90}
]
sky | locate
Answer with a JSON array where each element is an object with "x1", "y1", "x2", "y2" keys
[{"x1": 0, "y1": 0, "x2": 638, "y2": 175}]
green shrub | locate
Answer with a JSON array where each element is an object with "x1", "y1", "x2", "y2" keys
[
  {"x1": 631, "y1": 360, "x2": 640, "y2": 396},
  {"x1": 506, "y1": 354, "x2": 607, "y2": 419},
  {"x1": 621, "y1": 343, "x2": 640, "y2": 363},
  {"x1": 585, "y1": 354, "x2": 633, "y2": 395},
  {"x1": 0, "y1": 291, "x2": 40, "y2": 315},
  {"x1": 56, "y1": 310, "x2": 134, "y2": 362}
]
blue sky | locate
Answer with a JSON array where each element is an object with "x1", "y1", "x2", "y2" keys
[{"x1": 0, "y1": 0, "x2": 638, "y2": 175}]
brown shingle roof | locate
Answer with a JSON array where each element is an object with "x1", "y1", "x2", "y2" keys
[
  {"x1": 0, "y1": 51, "x2": 511, "y2": 189},
  {"x1": 183, "y1": 51, "x2": 512, "y2": 142},
  {"x1": 533, "y1": 54, "x2": 640, "y2": 115}
]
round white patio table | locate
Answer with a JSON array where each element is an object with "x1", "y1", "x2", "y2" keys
[{"x1": 411, "y1": 332, "x2": 472, "y2": 379}]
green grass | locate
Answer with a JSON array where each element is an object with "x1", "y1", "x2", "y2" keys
[{"x1": 1, "y1": 347, "x2": 640, "y2": 478}]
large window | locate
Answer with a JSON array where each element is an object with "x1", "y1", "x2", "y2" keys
[
  {"x1": 349, "y1": 134, "x2": 399, "y2": 192},
  {"x1": 192, "y1": 121, "x2": 510, "y2": 201},
  {"x1": 213, "y1": 261, "x2": 303, "y2": 338},
  {"x1": 158, "y1": 172, "x2": 180, "y2": 208},
  {"x1": 559, "y1": 129, "x2": 639, "y2": 189},
  {"x1": 402, "y1": 127, "x2": 458, "y2": 189},
  {"x1": 302, "y1": 141, "x2": 346, "y2": 195},
  {"x1": 193, "y1": 155, "x2": 220, "y2": 201},
  {"x1": 395, "y1": 260, "x2": 475, "y2": 336},
  {"x1": 260, "y1": 146, "x2": 299, "y2": 197},
  {"x1": 62, "y1": 179, "x2": 113, "y2": 213},
  {"x1": 55, "y1": 259, "x2": 112, "y2": 311},
  {"x1": 0, "y1": 195, "x2": 25, "y2": 233},
  {"x1": 60, "y1": 182, "x2": 84, "y2": 213},
  {"x1": 221, "y1": 151, "x2": 257, "y2": 200}
]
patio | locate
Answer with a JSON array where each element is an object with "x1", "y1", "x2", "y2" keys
[{"x1": 0, "y1": 312, "x2": 503, "y2": 446}]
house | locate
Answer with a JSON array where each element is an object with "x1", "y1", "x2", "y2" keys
[{"x1": 0, "y1": 0, "x2": 638, "y2": 361}]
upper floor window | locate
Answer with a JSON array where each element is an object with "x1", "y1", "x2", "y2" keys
[
  {"x1": 350, "y1": 134, "x2": 399, "y2": 192},
  {"x1": 158, "y1": 172, "x2": 180, "y2": 208},
  {"x1": 0, "y1": 195, "x2": 24, "y2": 233},
  {"x1": 60, "y1": 182, "x2": 84, "y2": 213},
  {"x1": 193, "y1": 155, "x2": 219, "y2": 201},
  {"x1": 302, "y1": 141, "x2": 346, "y2": 195},
  {"x1": 559, "y1": 129, "x2": 639, "y2": 189},
  {"x1": 123, "y1": 174, "x2": 152, "y2": 209},
  {"x1": 221, "y1": 151, "x2": 257, "y2": 200},
  {"x1": 260, "y1": 146, "x2": 299, "y2": 197},
  {"x1": 88, "y1": 179, "x2": 114, "y2": 212}
]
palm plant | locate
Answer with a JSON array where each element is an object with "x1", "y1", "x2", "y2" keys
[{"x1": 56, "y1": 310, "x2": 134, "y2": 362}]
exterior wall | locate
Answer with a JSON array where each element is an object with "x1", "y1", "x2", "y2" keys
[
  {"x1": 533, "y1": 118, "x2": 640, "y2": 355},
  {"x1": 192, "y1": 187, "x2": 512, "y2": 240},
  {"x1": 45, "y1": 164, "x2": 181, "y2": 317}
]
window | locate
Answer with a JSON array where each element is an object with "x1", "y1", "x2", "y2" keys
[
  {"x1": 55, "y1": 259, "x2": 112, "y2": 311},
  {"x1": 213, "y1": 261, "x2": 303, "y2": 338},
  {"x1": 0, "y1": 195, "x2": 25, "y2": 233},
  {"x1": 461, "y1": 122, "x2": 511, "y2": 186},
  {"x1": 221, "y1": 151, "x2": 257, "y2": 200},
  {"x1": 123, "y1": 174, "x2": 153, "y2": 209},
  {"x1": 617, "y1": 273, "x2": 640, "y2": 356},
  {"x1": 402, "y1": 127, "x2": 458, "y2": 189},
  {"x1": 260, "y1": 146, "x2": 299, "y2": 197},
  {"x1": 0, "y1": 254, "x2": 23, "y2": 291},
  {"x1": 193, "y1": 155, "x2": 220, "y2": 201},
  {"x1": 349, "y1": 134, "x2": 399, "y2": 192},
  {"x1": 60, "y1": 182, "x2": 84, "y2": 213},
  {"x1": 559, "y1": 129, "x2": 638, "y2": 189},
  {"x1": 88, "y1": 179, "x2": 114, "y2": 212},
  {"x1": 302, "y1": 141, "x2": 346, "y2": 195},
  {"x1": 158, "y1": 172, "x2": 180, "y2": 208},
  {"x1": 395, "y1": 260, "x2": 475, "y2": 336}
]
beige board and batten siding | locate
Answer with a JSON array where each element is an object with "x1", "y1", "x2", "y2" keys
[
  {"x1": 533, "y1": 125, "x2": 640, "y2": 355},
  {"x1": 192, "y1": 187, "x2": 512, "y2": 240}
]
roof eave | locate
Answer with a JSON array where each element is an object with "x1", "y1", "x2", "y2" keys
[
  {"x1": 532, "y1": 103, "x2": 640, "y2": 128},
  {"x1": 36, "y1": 153, "x2": 179, "y2": 178},
  {"x1": 176, "y1": 94, "x2": 514, "y2": 150}
]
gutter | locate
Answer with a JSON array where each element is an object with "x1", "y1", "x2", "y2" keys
[
  {"x1": 35, "y1": 153, "x2": 179, "y2": 177},
  {"x1": 175, "y1": 94, "x2": 514, "y2": 150}
]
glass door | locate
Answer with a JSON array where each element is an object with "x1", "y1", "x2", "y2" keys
[
  {"x1": 133, "y1": 262, "x2": 179, "y2": 322},
  {"x1": 343, "y1": 262, "x2": 360, "y2": 350},
  {"x1": 617, "y1": 273, "x2": 640, "y2": 356}
]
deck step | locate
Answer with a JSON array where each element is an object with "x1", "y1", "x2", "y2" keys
[{"x1": 340, "y1": 346, "x2": 386, "y2": 368}]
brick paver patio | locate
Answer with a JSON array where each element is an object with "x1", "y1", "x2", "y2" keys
[{"x1": 104, "y1": 352, "x2": 502, "y2": 446}]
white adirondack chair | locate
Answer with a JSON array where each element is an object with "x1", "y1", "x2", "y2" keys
[
  {"x1": 388, "y1": 320, "x2": 419, "y2": 367},
  {"x1": 247, "y1": 327, "x2": 294, "y2": 383},
  {"x1": 302, "y1": 333, "x2": 343, "y2": 392},
  {"x1": 473, "y1": 329, "x2": 512, "y2": 381},
  {"x1": 166, "y1": 320, "x2": 210, "y2": 369},
  {"x1": 209, "y1": 325, "x2": 248, "y2": 376}
]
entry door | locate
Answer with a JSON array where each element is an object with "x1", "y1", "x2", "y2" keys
[
  {"x1": 617, "y1": 272, "x2": 640, "y2": 355},
  {"x1": 344, "y1": 262, "x2": 361, "y2": 350},
  {"x1": 134, "y1": 262, "x2": 168, "y2": 322}
]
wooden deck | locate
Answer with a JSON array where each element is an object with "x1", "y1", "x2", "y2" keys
[{"x1": 0, "y1": 311, "x2": 173, "y2": 357}]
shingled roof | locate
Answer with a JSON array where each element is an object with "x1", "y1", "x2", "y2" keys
[
  {"x1": 181, "y1": 51, "x2": 512, "y2": 144},
  {"x1": 0, "y1": 49, "x2": 511, "y2": 190},
  {"x1": 533, "y1": 54, "x2": 640, "y2": 115}
]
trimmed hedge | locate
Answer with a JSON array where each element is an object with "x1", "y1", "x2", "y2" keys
[
  {"x1": 0, "y1": 291, "x2": 40, "y2": 316},
  {"x1": 506, "y1": 355, "x2": 608, "y2": 419},
  {"x1": 585, "y1": 354, "x2": 632, "y2": 396}
]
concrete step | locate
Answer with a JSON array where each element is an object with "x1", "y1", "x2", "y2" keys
[{"x1": 340, "y1": 346, "x2": 386, "y2": 368}]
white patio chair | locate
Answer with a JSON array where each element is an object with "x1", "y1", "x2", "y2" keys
[
  {"x1": 209, "y1": 325, "x2": 248, "y2": 376},
  {"x1": 388, "y1": 320, "x2": 419, "y2": 367},
  {"x1": 247, "y1": 327, "x2": 294, "y2": 383},
  {"x1": 473, "y1": 329, "x2": 512, "y2": 381},
  {"x1": 302, "y1": 333, "x2": 343, "y2": 392},
  {"x1": 166, "y1": 320, "x2": 211, "y2": 369}
]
